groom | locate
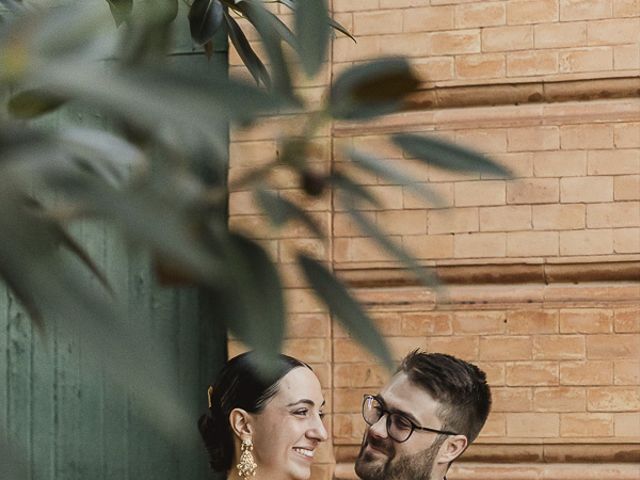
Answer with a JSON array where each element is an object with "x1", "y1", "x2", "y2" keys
[{"x1": 354, "y1": 350, "x2": 492, "y2": 480}]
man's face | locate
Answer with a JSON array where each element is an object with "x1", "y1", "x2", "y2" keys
[{"x1": 354, "y1": 373, "x2": 448, "y2": 480}]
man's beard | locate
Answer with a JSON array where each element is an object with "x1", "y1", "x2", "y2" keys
[{"x1": 354, "y1": 432, "x2": 446, "y2": 480}]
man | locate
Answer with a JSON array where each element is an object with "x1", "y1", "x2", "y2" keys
[{"x1": 355, "y1": 350, "x2": 492, "y2": 480}]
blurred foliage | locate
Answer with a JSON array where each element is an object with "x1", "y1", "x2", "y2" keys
[{"x1": 0, "y1": 1, "x2": 510, "y2": 477}]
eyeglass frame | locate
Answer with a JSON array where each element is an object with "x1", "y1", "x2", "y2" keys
[{"x1": 362, "y1": 394, "x2": 459, "y2": 443}]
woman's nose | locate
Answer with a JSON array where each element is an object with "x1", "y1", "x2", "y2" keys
[{"x1": 309, "y1": 415, "x2": 329, "y2": 442}]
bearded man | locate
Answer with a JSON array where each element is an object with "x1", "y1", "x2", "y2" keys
[{"x1": 355, "y1": 350, "x2": 492, "y2": 480}]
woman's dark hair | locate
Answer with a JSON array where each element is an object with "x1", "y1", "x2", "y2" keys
[{"x1": 198, "y1": 351, "x2": 310, "y2": 472}]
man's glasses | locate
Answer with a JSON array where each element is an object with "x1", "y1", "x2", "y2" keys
[{"x1": 362, "y1": 394, "x2": 458, "y2": 443}]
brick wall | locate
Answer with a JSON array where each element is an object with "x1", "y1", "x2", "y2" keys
[{"x1": 227, "y1": 1, "x2": 639, "y2": 479}]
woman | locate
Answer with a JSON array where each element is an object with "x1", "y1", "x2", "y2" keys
[{"x1": 198, "y1": 352, "x2": 328, "y2": 479}]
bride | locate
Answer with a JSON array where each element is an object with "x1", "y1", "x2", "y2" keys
[{"x1": 198, "y1": 352, "x2": 328, "y2": 479}]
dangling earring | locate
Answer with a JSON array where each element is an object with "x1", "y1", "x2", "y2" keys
[{"x1": 237, "y1": 438, "x2": 257, "y2": 478}]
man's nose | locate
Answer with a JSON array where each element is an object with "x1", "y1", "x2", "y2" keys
[{"x1": 368, "y1": 414, "x2": 389, "y2": 439}]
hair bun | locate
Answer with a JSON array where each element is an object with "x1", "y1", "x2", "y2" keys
[{"x1": 198, "y1": 413, "x2": 228, "y2": 471}]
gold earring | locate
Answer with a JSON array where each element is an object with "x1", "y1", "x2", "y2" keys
[{"x1": 237, "y1": 438, "x2": 257, "y2": 478}]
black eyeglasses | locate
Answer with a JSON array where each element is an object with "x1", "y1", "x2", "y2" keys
[{"x1": 362, "y1": 394, "x2": 458, "y2": 443}]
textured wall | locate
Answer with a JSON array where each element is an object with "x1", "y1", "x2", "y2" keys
[{"x1": 227, "y1": 1, "x2": 639, "y2": 479}]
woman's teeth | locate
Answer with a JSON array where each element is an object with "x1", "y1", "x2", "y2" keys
[{"x1": 293, "y1": 448, "x2": 314, "y2": 458}]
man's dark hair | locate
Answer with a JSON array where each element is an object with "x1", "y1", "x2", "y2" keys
[{"x1": 399, "y1": 350, "x2": 491, "y2": 443}]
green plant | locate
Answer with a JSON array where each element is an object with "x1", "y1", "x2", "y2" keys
[{"x1": 0, "y1": 1, "x2": 509, "y2": 476}]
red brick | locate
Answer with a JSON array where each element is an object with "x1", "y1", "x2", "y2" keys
[
  {"x1": 412, "y1": 57, "x2": 455, "y2": 82},
  {"x1": 507, "y1": 231, "x2": 559, "y2": 257},
  {"x1": 455, "y1": 181, "x2": 506, "y2": 207},
  {"x1": 376, "y1": 210, "x2": 427, "y2": 235},
  {"x1": 559, "y1": 309, "x2": 614, "y2": 334},
  {"x1": 334, "y1": 0, "x2": 382, "y2": 13},
  {"x1": 561, "y1": 176, "x2": 614, "y2": 203},
  {"x1": 507, "y1": 51, "x2": 559, "y2": 76},
  {"x1": 615, "y1": 175, "x2": 640, "y2": 201},
  {"x1": 614, "y1": 412, "x2": 640, "y2": 436},
  {"x1": 587, "y1": 386, "x2": 640, "y2": 411},
  {"x1": 482, "y1": 25, "x2": 533, "y2": 52},
  {"x1": 480, "y1": 206, "x2": 532, "y2": 232},
  {"x1": 286, "y1": 313, "x2": 331, "y2": 338},
  {"x1": 561, "y1": 0, "x2": 614, "y2": 20},
  {"x1": 615, "y1": 308, "x2": 640, "y2": 333},
  {"x1": 428, "y1": 207, "x2": 479, "y2": 234},
  {"x1": 615, "y1": 43, "x2": 640, "y2": 69},
  {"x1": 533, "y1": 335, "x2": 585, "y2": 360},
  {"x1": 455, "y1": 2, "x2": 506, "y2": 28},
  {"x1": 614, "y1": 359, "x2": 640, "y2": 385},
  {"x1": 614, "y1": 0, "x2": 640, "y2": 17},
  {"x1": 334, "y1": 364, "x2": 389, "y2": 388},
  {"x1": 532, "y1": 204, "x2": 586, "y2": 230},
  {"x1": 561, "y1": 229, "x2": 615, "y2": 256},
  {"x1": 430, "y1": 30, "x2": 481, "y2": 55},
  {"x1": 534, "y1": 387, "x2": 587, "y2": 412},
  {"x1": 426, "y1": 335, "x2": 479, "y2": 361},
  {"x1": 353, "y1": 10, "x2": 403, "y2": 35},
  {"x1": 403, "y1": 234, "x2": 455, "y2": 259},
  {"x1": 561, "y1": 46, "x2": 614, "y2": 72},
  {"x1": 454, "y1": 232, "x2": 506, "y2": 258},
  {"x1": 455, "y1": 53, "x2": 506, "y2": 79},
  {"x1": 507, "y1": 310, "x2": 559, "y2": 334},
  {"x1": 492, "y1": 387, "x2": 533, "y2": 412},
  {"x1": 614, "y1": 228, "x2": 640, "y2": 253},
  {"x1": 506, "y1": 413, "x2": 559, "y2": 437},
  {"x1": 370, "y1": 312, "x2": 403, "y2": 336},
  {"x1": 480, "y1": 412, "x2": 507, "y2": 437},
  {"x1": 452, "y1": 311, "x2": 506, "y2": 335},
  {"x1": 403, "y1": 6, "x2": 455, "y2": 33},
  {"x1": 588, "y1": 149, "x2": 640, "y2": 175},
  {"x1": 507, "y1": 178, "x2": 560, "y2": 204},
  {"x1": 560, "y1": 361, "x2": 613, "y2": 385},
  {"x1": 476, "y1": 362, "x2": 507, "y2": 386},
  {"x1": 561, "y1": 413, "x2": 614, "y2": 437},
  {"x1": 534, "y1": 22, "x2": 588, "y2": 48},
  {"x1": 480, "y1": 336, "x2": 532, "y2": 361},
  {"x1": 587, "y1": 334, "x2": 640, "y2": 359},
  {"x1": 533, "y1": 150, "x2": 587, "y2": 177},
  {"x1": 507, "y1": 0, "x2": 559, "y2": 25},
  {"x1": 614, "y1": 123, "x2": 640, "y2": 148},
  {"x1": 588, "y1": 18, "x2": 640, "y2": 45},
  {"x1": 507, "y1": 361, "x2": 559, "y2": 386},
  {"x1": 283, "y1": 338, "x2": 331, "y2": 363},
  {"x1": 401, "y1": 312, "x2": 453, "y2": 336},
  {"x1": 388, "y1": 336, "x2": 428, "y2": 360},
  {"x1": 587, "y1": 202, "x2": 640, "y2": 228},
  {"x1": 334, "y1": 387, "x2": 369, "y2": 412},
  {"x1": 508, "y1": 127, "x2": 560, "y2": 152},
  {"x1": 561, "y1": 124, "x2": 614, "y2": 150},
  {"x1": 334, "y1": 338, "x2": 376, "y2": 364}
]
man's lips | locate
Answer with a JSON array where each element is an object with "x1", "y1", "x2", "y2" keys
[{"x1": 365, "y1": 437, "x2": 392, "y2": 457}]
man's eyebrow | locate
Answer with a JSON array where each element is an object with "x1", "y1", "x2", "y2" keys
[
  {"x1": 286, "y1": 399, "x2": 326, "y2": 408},
  {"x1": 374, "y1": 394, "x2": 422, "y2": 426}
]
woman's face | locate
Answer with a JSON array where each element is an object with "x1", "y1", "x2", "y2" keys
[{"x1": 249, "y1": 367, "x2": 328, "y2": 480}]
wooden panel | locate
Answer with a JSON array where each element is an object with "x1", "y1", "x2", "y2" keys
[{"x1": 0, "y1": 9, "x2": 229, "y2": 480}]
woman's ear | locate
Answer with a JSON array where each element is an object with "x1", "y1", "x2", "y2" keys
[
  {"x1": 436, "y1": 434, "x2": 468, "y2": 464},
  {"x1": 229, "y1": 408, "x2": 253, "y2": 438}
]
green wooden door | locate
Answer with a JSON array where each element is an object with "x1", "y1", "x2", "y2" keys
[{"x1": 0, "y1": 7, "x2": 228, "y2": 480}]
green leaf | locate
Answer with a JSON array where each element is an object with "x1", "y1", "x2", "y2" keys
[
  {"x1": 239, "y1": 0, "x2": 294, "y2": 97},
  {"x1": 188, "y1": 0, "x2": 224, "y2": 45},
  {"x1": 298, "y1": 254, "x2": 393, "y2": 370},
  {"x1": 327, "y1": 172, "x2": 381, "y2": 208},
  {"x1": 214, "y1": 233, "x2": 286, "y2": 374},
  {"x1": 254, "y1": 188, "x2": 325, "y2": 238},
  {"x1": 341, "y1": 198, "x2": 439, "y2": 287},
  {"x1": 264, "y1": 9, "x2": 299, "y2": 52},
  {"x1": 329, "y1": 57, "x2": 420, "y2": 120},
  {"x1": 8, "y1": 89, "x2": 67, "y2": 119},
  {"x1": 392, "y1": 133, "x2": 511, "y2": 177},
  {"x1": 346, "y1": 148, "x2": 442, "y2": 206},
  {"x1": 223, "y1": 9, "x2": 270, "y2": 87},
  {"x1": 329, "y1": 17, "x2": 356, "y2": 42},
  {"x1": 295, "y1": 0, "x2": 330, "y2": 77},
  {"x1": 106, "y1": 0, "x2": 132, "y2": 26}
]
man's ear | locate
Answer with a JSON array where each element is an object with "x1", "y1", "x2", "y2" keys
[
  {"x1": 229, "y1": 408, "x2": 253, "y2": 439},
  {"x1": 436, "y1": 435, "x2": 468, "y2": 464}
]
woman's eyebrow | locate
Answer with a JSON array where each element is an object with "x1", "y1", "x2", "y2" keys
[{"x1": 286, "y1": 399, "x2": 326, "y2": 408}]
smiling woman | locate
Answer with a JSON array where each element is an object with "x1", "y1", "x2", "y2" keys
[{"x1": 198, "y1": 352, "x2": 328, "y2": 480}]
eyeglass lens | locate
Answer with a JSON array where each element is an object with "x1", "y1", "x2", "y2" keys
[{"x1": 363, "y1": 396, "x2": 414, "y2": 442}]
